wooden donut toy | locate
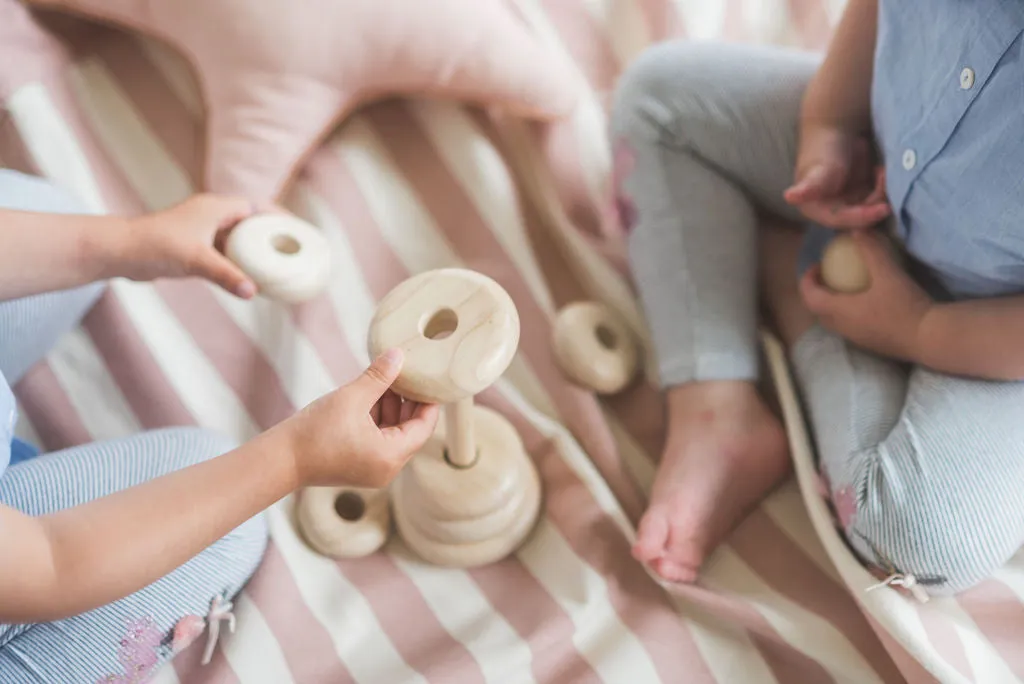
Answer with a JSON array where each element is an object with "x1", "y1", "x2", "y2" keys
[
  {"x1": 225, "y1": 213, "x2": 332, "y2": 303},
  {"x1": 295, "y1": 486, "x2": 391, "y2": 558},
  {"x1": 552, "y1": 301, "x2": 639, "y2": 394},
  {"x1": 367, "y1": 268, "x2": 542, "y2": 567}
]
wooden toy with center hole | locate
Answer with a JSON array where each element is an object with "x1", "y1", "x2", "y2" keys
[
  {"x1": 366, "y1": 268, "x2": 542, "y2": 567},
  {"x1": 225, "y1": 213, "x2": 332, "y2": 303},
  {"x1": 295, "y1": 486, "x2": 391, "y2": 558},
  {"x1": 552, "y1": 301, "x2": 640, "y2": 394}
]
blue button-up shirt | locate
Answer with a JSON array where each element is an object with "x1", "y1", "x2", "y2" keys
[{"x1": 873, "y1": 0, "x2": 1024, "y2": 299}]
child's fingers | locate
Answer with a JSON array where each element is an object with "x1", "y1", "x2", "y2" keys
[
  {"x1": 784, "y1": 165, "x2": 828, "y2": 203},
  {"x1": 381, "y1": 391, "x2": 401, "y2": 428},
  {"x1": 801, "y1": 200, "x2": 890, "y2": 229},
  {"x1": 399, "y1": 398, "x2": 416, "y2": 423},
  {"x1": 784, "y1": 163, "x2": 846, "y2": 204},
  {"x1": 349, "y1": 349, "x2": 404, "y2": 407},
  {"x1": 380, "y1": 404, "x2": 439, "y2": 454},
  {"x1": 799, "y1": 264, "x2": 839, "y2": 314},
  {"x1": 828, "y1": 201, "x2": 891, "y2": 227},
  {"x1": 199, "y1": 252, "x2": 257, "y2": 299},
  {"x1": 862, "y1": 167, "x2": 887, "y2": 205}
]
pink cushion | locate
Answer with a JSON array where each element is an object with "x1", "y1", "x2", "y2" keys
[{"x1": 23, "y1": 0, "x2": 582, "y2": 200}]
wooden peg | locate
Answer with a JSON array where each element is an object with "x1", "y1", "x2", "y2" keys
[
  {"x1": 367, "y1": 268, "x2": 542, "y2": 567},
  {"x1": 820, "y1": 234, "x2": 870, "y2": 294}
]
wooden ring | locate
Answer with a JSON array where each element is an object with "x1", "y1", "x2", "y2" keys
[
  {"x1": 295, "y1": 486, "x2": 391, "y2": 558},
  {"x1": 552, "y1": 301, "x2": 639, "y2": 394},
  {"x1": 367, "y1": 268, "x2": 520, "y2": 404},
  {"x1": 225, "y1": 214, "x2": 331, "y2": 303}
]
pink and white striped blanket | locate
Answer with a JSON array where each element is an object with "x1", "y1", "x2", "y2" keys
[{"x1": 2, "y1": 1, "x2": 1023, "y2": 682}]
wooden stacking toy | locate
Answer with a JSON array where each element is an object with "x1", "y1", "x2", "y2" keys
[{"x1": 364, "y1": 268, "x2": 543, "y2": 566}]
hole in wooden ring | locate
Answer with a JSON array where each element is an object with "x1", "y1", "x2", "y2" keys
[
  {"x1": 334, "y1": 491, "x2": 365, "y2": 521},
  {"x1": 442, "y1": 447, "x2": 480, "y2": 469},
  {"x1": 271, "y1": 234, "x2": 301, "y2": 255},
  {"x1": 595, "y1": 323, "x2": 617, "y2": 350},
  {"x1": 422, "y1": 308, "x2": 459, "y2": 340}
]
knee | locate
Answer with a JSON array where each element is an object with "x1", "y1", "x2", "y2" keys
[
  {"x1": 0, "y1": 169, "x2": 88, "y2": 214},
  {"x1": 610, "y1": 41, "x2": 729, "y2": 144},
  {"x1": 852, "y1": 490, "x2": 1015, "y2": 596}
]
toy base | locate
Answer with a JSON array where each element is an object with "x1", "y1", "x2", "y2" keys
[
  {"x1": 392, "y1": 405, "x2": 542, "y2": 567},
  {"x1": 296, "y1": 486, "x2": 391, "y2": 558}
]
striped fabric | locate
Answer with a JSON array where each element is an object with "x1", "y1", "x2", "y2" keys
[{"x1": 0, "y1": 0, "x2": 1021, "y2": 682}]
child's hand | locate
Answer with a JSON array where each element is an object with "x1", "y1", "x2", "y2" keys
[
  {"x1": 784, "y1": 124, "x2": 891, "y2": 230},
  {"x1": 121, "y1": 194, "x2": 264, "y2": 298},
  {"x1": 799, "y1": 230, "x2": 932, "y2": 360},
  {"x1": 287, "y1": 349, "x2": 440, "y2": 489}
]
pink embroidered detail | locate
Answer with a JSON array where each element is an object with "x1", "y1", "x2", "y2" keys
[
  {"x1": 813, "y1": 471, "x2": 831, "y2": 499},
  {"x1": 97, "y1": 617, "x2": 164, "y2": 683},
  {"x1": 171, "y1": 614, "x2": 206, "y2": 654},
  {"x1": 833, "y1": 486, "x2": 857, "y2": 530},
  {"x1": 98, "y1": 594, "x2": 238, "y2": 682}
]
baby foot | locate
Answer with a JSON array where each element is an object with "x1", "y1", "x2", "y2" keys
[{"x1": 634, "y1": 381, "x2": 791, "y2": 582}]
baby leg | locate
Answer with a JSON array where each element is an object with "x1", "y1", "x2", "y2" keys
[
  {"x1": 611, "y1": 41, "x2": 818, "y2": 581},
  {"x1": 0, "y1": 170, "x2": 105, "y2": 385},
  {"x1": 0, "y1": 427, "x2": 269, "y2": 682},
  {"x1": 794, "y1": 328, "x2": 1024, "y2": 594}
]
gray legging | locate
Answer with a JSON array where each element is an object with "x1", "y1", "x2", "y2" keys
[{"x1": 611, "y1": 41, "x2": 1024, "y2": 595}]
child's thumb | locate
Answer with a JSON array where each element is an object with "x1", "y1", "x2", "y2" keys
[
  {"x1": 785, "y1": 164, "x2": 841, "y2": 203},
  {"x1": 350, "y1": 349, "x2": 404, "y2": 403}
]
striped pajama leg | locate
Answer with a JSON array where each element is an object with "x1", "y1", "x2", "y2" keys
[
  {"x1": 793, "y1": 327, "x2": 1024, "y2": 596},
  {"x1": 0, "y1": 429, "x2": 269, "y2": 683},
  {"x1": 611, "y1": 41, "x2": 1024, "y2": 595},
  {"x1": 0, "y1": 170, "x2": 269, "y2": 682}
]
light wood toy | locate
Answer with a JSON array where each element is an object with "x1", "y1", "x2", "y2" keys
[
  {"x1": 820, "y1": 234, "x2": 870, "y2": 294},
  {"x1": 225, "y1": 213, "x2": 332, "y2": 303},
  {"x1": 367, "y1": 268, "x2": 542, "y2": 567},
  {"x1": 295, "y1": 486, "x2": 391, "y2": 559},
  {"x1": 552, "y1": 301, "x2": 639, "y2": 394}
]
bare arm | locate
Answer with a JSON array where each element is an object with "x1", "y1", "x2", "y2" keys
[
  {"x1": 0, "y1": 209, "x2": 130, "y2": 301},
  {"x1": 785, "y1": 0, "x2": 887, "y2": 229},
  {"x1": 0, "y1": 194, "x2": 259, "y2": 303},
  {"x1": 0, "y1": 425, "x2": 298, "y2": 623},
  {"x1": 800, "y1": 0, "x2": 879, "y2": 131},
  {"x1": 913, "y1": 297, "x2": 1024, "y2": 381},
  {"x1": 0, "y1": 350, "x2": 439, "y2": 624}
]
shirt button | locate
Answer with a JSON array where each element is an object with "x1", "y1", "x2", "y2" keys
[
  {"x1": 902, "y1": 148, "x2": 917, "y2": 170},
  {"x1": 960, "y1": 67, "x2": 976, "y2": 90}
]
